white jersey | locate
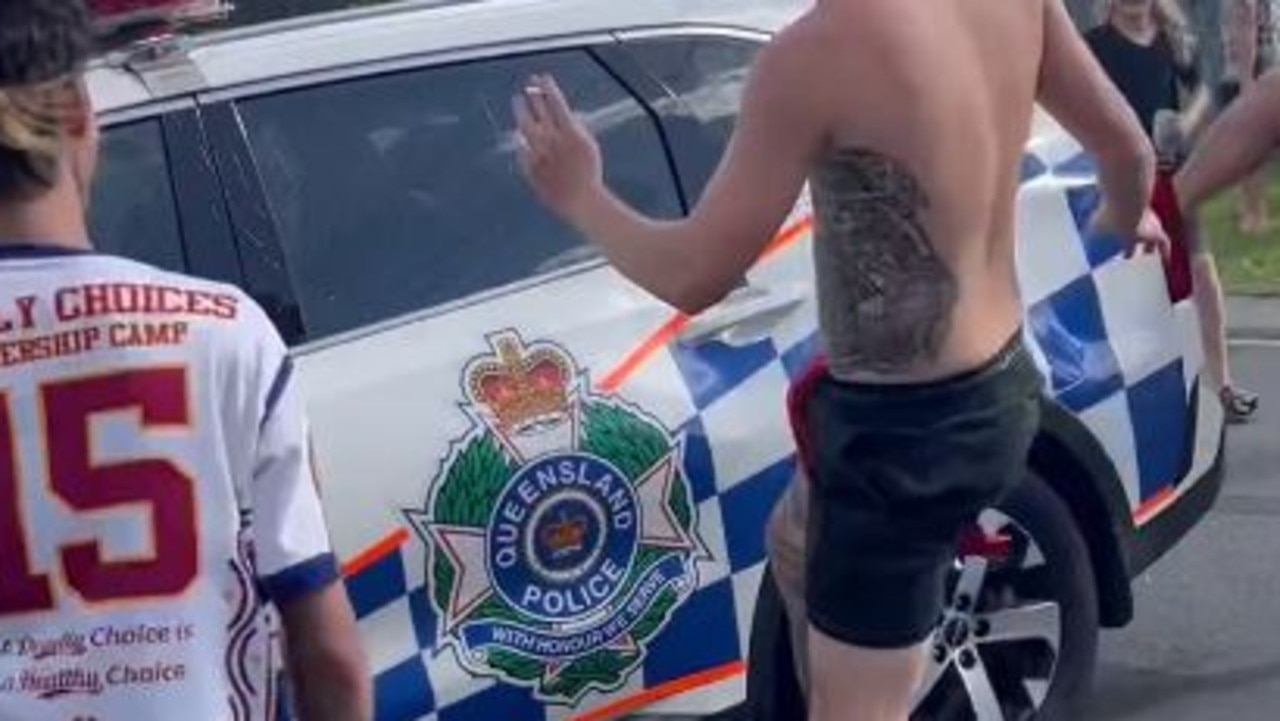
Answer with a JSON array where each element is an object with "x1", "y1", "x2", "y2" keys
[{"x1": 0, "y1": 245, "x2": 336, "y2": 721}]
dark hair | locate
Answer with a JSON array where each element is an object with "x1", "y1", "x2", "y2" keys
[{"x1": 0, "y1": 0, "x2": 95, "y2": 201}]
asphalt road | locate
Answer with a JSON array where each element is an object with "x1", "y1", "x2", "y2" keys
[
  {"x1": 649, "y1": 343, "x2": 1280, "y2": 721},
  {"x1": 1087, "y1": 343, "x2": 1280, "y2": 720}
]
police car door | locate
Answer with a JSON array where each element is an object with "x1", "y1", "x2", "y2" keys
[{"x1": 207, "y1": 40, "x2": 813, "y2": 721}]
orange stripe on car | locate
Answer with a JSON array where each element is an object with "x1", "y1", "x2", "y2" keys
[
  {"x1": 1133, "y1": 485, "x2": 1178, "y2": 527},
  {"x1": 566, "y1": 661, "x2": 746, "y2": 721},
  {"x1": 341, "y1": 528, "x2": 411, "y2": 577},
  {"x1": 760, "y1": 215, "x2": 813, "y2": 261},
  {"x1": 597, "y1": 314, "x2": 692, "y2": 393}
]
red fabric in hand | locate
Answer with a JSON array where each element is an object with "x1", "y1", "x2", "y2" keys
[{"x1": 1150, "y1": 170, "x2": 1194, "y2": 302}]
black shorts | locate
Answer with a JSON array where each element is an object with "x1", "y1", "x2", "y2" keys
[{"x1": 790, "y1": 333, "x2": 1043, "y2": 649}]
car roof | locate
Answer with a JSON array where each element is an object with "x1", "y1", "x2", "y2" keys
[
  {"x1": 87, "y1": 0, "x2": 807, "y2": 114},
  {"x1": 86, "y1": 0, "x2": 1075, "y2": 161}
]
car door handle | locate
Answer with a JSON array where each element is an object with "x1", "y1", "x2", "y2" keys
[{"x1": 676, "y1": 284, "x2": 807, "y2": 347}]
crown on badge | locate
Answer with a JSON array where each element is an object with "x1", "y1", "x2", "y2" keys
[
  {"x1": 541, "y1": 514, "x2": 589, "y2": 558},
  {"x1": 468, "y1": 333, "x2": 573, "y2": 433}
]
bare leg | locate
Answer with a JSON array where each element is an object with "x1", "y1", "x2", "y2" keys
[
  {"x1": 1192, "y1": 250, "x2": 1260, "y2": 420},
  {"x1": 769, "y1": 474, "x2": 931, "y2": 721},
  {"x1": 1192, "y1": 251, "x2": 1230, "y2": 390},
  {"x1": 807, "y1": 626, "x2": 928, "y2": 721}
]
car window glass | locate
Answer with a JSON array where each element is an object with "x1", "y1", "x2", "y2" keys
[
  {"x1": 88, "y1": 120, "x2": 186, "y2": 272},
  {"x1": 237, "y1": 49, "x2": 683, "y2": 341},
  {"x1": 623, "y1": 36, "x2": 761, "y2": 199}
]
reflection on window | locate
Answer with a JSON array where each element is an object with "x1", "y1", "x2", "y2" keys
[
  {"x1": 238, "y1": 49, "x2": 682, "y2": 341},
  {"x1": 625, "y1": 36, "x2": 762, "y2": 201}
]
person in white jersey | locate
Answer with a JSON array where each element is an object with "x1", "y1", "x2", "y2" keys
[{"x1": 0, "y1": 2, "x2": 371, "y2": 719}]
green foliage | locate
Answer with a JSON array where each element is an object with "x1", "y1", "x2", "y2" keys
[
  {"x1": 668, "y1": 472, "x2": 694, "y2": 530},
  {"x1": 581, "y1": 401, "x2": 669, "y2": 482},
  {"x1": 487, "y1": 648, "x2": 543, "y2": 683},
  {"x1": 541, "y1": 648, "x2": 640, "y2": 699},
  {"x1": 1202, "y1": 170, "x2": 1280, "y2": 296},
  {"x1": 628, "y1": 588, "x2": 680, "y2": 643},
  {"x1": 433, "y1": 435, "x2": 515, "y2": 527},
  {"x1": 431, "y1": 552, "x2": 455, "y2": 613}
]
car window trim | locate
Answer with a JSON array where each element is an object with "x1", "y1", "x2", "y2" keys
[
  {"x1": 586, "y1": 45, "x2": 692, "y2": 214},
  {"x1": 160, "y1": 108, "x2": 245, "y2": 286},
  {"x1": 597, "y1": 29, "x2": 771, "y2": 293},
  {"x1": 192, "y1": 22, "x2": 773, "y2": 107},
  {"x1": 97, "y1": 98, "x2": 196, "y2": 128},
  {"x1": 599, "y1": 29, "x2": 767, "y2": 200},
  {"x1": 200, "y1": 99, "x2": 308, "y2": 346},
  {"x1": 612, "y1": 25, "x2": 773, "y2": 44},
  {"x1": 194, "y1": 32, "x2": 616, "y2": 106},
  {"x1": 90, "y1": 101, "x2": 244, "y2": 288}
]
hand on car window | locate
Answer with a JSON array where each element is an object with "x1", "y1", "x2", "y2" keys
[{"x1": 513, "y1": 73, "x2": 604, "y2": 223}]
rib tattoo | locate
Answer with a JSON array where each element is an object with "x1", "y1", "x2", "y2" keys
[{"x1": 811, "y1": 147, "x2": 958, "y2": 373}]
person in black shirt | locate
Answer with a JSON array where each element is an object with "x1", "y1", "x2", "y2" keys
[
  {"x1": 1086, "y1": 0, "x2": 1260, "y2": 423},
  {"x1": 1084, "y1": 0, "x2": 1204, "y2": 136}
]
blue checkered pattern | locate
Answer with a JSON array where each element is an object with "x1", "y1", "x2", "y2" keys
[
  {"x1": 318, "y1": 143, "x2": 1206, "y2": 721},
  {"x1": 1020, "y1": 144, "x2": 1202, "y2": 510}
]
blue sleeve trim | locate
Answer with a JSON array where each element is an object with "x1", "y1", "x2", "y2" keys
[
  {"x1": 261, "y1": 355, "x2": 295, "y2": 431},
  {"x1": 0, "y1": 243, "x2": 95, "y2": 260},
  {"x1": 261, "y1": 552, "x2": 340, "y2": 605}
]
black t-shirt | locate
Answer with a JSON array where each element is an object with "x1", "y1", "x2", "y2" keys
[{"x1": 1085, "y1": 24, "x2": 1199, "y2": 138}]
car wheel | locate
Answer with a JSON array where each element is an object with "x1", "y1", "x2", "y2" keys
[
  {"x1": 912, "y1": 471, "x2": 1099, "y2": 720},
  {"x1": 744, "y1": 471, "x2": 1099, "y2": 721}
]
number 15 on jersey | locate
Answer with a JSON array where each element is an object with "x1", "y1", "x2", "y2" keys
[{"x1": 0, "y1": 367, "x2": 199, "y2": 616}]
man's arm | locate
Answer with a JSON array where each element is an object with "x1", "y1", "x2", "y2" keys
[
  {"x1": 1036, "y1": 0, "x2": 1155, "y2": 240},
  {"x1": 250, "y1": 340, "x2": 372, "y2": 721},
  {"x1": 278, "y1": 584, "x2": 372, "y2": 721},
  {"x1": 514, "y1": 33, "x2": 823, "y2": 315},
  {"x1": 1176, "y1": 69, "x2": 1280, "y2": 214}
]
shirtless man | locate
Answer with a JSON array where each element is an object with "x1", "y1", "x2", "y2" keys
[{"x1": 513, "y1": 1, "x2": 1163, "y2": 719}]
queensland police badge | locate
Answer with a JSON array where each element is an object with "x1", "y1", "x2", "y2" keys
[{"x1": 405, "y1": 330, "x2": 706, "y2": 703}]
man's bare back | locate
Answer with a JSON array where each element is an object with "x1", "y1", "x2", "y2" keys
[{"x1": 782, "y1": 0, "x2": 1046, "y2": 382}]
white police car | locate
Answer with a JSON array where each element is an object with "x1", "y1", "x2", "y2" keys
[{"x1": 84, "y1": 0, "x2": 1226, "y2": 719}]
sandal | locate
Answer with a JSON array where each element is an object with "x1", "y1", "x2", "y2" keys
[{"x1": 1220, "y1": 386, "x2": 1260, "y2": 423}]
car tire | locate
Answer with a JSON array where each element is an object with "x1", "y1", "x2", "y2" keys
[
  {"x1": 996, "y1": 471, "x2": 1100, "y2": 720},
  {"x1": 743, "y1": 470, "x2": 1100, "y2": 721}
]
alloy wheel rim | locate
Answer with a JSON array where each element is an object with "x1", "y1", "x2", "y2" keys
[{"x1": 911, "y1": 510, "x2": 1063, "y2": 721}]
